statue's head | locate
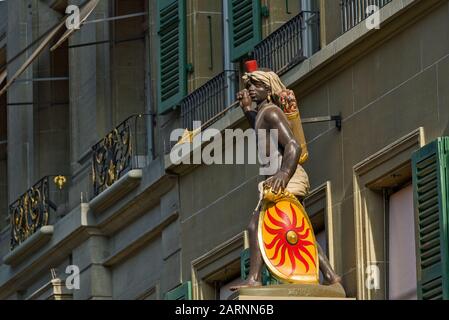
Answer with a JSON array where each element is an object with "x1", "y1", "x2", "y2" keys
[
  {"x1": 245, "y1": 77, "x2": 272, "y2": 104},
  {"x1": 242, "y1": 60, "x2": 286, "y2": 104}
]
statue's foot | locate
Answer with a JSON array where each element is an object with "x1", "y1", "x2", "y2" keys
[
  {"x1": 324, "y1": 274, "x2": 342, "y2": 286},
  {"x1": 229, "y1": 279, "x2": 262, "y2": 291}
]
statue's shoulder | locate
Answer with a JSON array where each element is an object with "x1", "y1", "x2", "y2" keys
[{"x1": 262, "y1": 103, "x2": 288, "y2": 121}]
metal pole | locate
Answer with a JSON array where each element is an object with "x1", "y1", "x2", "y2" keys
[
  {"x1": 68, "y1": 36, "x2": 144, "y2": 49},
  {"x1": 83, "y1": 12, "x2": 147, "y2": 25},
  {"x1": 144, "y1": 3, "x2": 154, "y2": 161},
  {"x1": 301, "y1": 0, "x2": 313, "y2": 57},
  {"x1": 15, "y1": 77, "x2": 69, "y2": 83},
  {"x1": 223, "y1": 0, "x2": 234, "y2": 108}
]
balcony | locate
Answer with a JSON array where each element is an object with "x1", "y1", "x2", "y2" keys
[
  {"x1": 163, "y1": 70, "x2": 239, "y2": 154},
  {"x1": 180, "y1": 70, "x2": 239, "y2": 131},
  {"x1": 254, "y1": 11, "x2": 320, "y2": 75},
  {"x1": 91, "y1": 114, "x2": 150, "y2": 198},
  {"x1": 341, "y1": 0, "x2": 393, "y2": 33},
  {"x1": 9, "y1": 175, "x2": 68, "y2": 250}
]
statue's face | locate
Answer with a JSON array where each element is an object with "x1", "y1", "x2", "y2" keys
[{"x1": 246, "y1": 79, "x2": 270, "y2": 103}]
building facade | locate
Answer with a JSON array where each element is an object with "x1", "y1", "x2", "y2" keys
[{"x1": 0, "y1": 0, "x2": 448, "y2": 300}]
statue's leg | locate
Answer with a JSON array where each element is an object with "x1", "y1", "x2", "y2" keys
[
  {"x1": 246, "y1": 210, "x2": 263, "y2": 284},
  {"x1": 230, "y1": 210, "x2": 263, "y2": 291},
  {"x1": 317, "y1": 242, "x2": 341, "y2": 285}
]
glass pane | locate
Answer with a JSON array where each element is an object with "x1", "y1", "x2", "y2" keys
[{"x1": 388, "y1": 184, "x2": 417, "y2": 300}]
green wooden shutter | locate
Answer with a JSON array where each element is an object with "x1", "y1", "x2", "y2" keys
[
  {"x1": 157, "y1": 0, "x2": 187, "y2": 114},
  {"x1": 228, "y1": 0, "x2": 262, "y2": 62},
  {"x1": 240, "y1": 248, "x2": 251, "y2": 280},
  {"x1": 164, "y1": 281, "x2": 192, "y2": 300},
  {"x1": 412, "y1": 137, "x2": 449, "y2": 300},
  {"x1": 240, "y1": 248, "x2": 280, "y2": 286}
]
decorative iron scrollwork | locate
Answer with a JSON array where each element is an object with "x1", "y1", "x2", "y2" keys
[
  {"x1": 92, "y1": 119, "x2": 133, "y2": 197},
  {"x1": 10, "y1": 177, "x2": 50, "y2": 250},
  {"x1": 91, "y1": 114, "x2": 150, "y2": 197}
]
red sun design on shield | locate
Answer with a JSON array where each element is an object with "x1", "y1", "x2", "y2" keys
[{"x1": 263, "y1": 203, "x2": 316, "y2": 276}]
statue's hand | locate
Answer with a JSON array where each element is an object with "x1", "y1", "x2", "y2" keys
[
  {"x1": 237, "y1": 89, "x2": 252, "y2": 110},
  {"x1": 264, "y1": 171, "x2": 290, "y2": 195}
]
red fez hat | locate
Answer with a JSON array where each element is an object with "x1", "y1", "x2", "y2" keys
[{"x1": 245, "y1": 60, "x2": 258, "y2": 73}]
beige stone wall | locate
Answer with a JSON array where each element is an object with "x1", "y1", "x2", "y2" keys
[
  {"x1": 27, "y1": 1, "x2": 69, "y2": 183},
  {"x1": 180, "y1": 163, "x2": 261, "y2": 279},
  {"x1": 319, "y1": 0, "x2": 342, "y2": 47},
  {"x1": 186, "y1": 0, "x2": 224, "y2": 92},
  {"x1": 262, "y1": 0, "x2": 301, "y2": 36},
  {"x1": 6, "y1": 0, "x2": 35, "y2": 205},
  {"x1": 111, "y1": 0, "x2": 146, "y2": 125},
  {"x1": 67, "y1": 0, "x2": 113, "y2": 211}
]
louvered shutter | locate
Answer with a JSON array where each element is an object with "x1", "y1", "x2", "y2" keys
[
  {"x1": 412, "y1": 137, "x2": 449, "y2": 300},
  {"x1": 157, "y1": 0, "x2": 187, "y2": 114},
  {"x1": 240, "y1": 248, "x2": 251, "y2": 280},
  {"x1": 164, "y1": 281, "x2": 192, "y2": 300},
  {"x1": 240, "y1": 248, "x2": 280, "y2": 285},
  {"x1": 228, "y1": 0, "x2": 262, "y2": 62}
]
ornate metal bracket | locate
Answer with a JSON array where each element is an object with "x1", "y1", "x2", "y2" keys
[{"x1": 302, "y1": 114, "x2": 342, "y2": 131}]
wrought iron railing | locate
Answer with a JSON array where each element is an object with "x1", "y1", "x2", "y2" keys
[
  {"x1": 163, "y1": 71, "x2": 239, "y2": 155},
  {"x1": 341, "y1": 0, "x2": 392, "y2": 32},
  {"x1": 9, "y1": 175, "x2": 68, "y2": 250},
  {"x1": 254, "y1": 11, "x2": 320, "y2": 75},
  {"x1": 91, "y1": 114, "x2": 150, "y2": 197},
  {"x1": 179, "y1": 70, "x2": 239, "y2": 132}
]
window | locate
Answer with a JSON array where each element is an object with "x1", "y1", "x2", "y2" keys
[
  {"x1": 388, "y1": 184, "x2": 417, "y2": 300},
  {"x1": 353, "y1": 128, "x2": 425, "y2": 300},
  {"x1": 191, "y1": 232, "x2": 248, "y2": 300}
]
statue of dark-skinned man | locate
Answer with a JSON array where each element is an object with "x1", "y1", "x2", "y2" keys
[{"x1": 232, "y1": 63, "x2": 341, "y2": 289}]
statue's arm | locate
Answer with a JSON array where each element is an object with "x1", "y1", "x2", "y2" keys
[
  {"x1": 265, "y1": 106, "x2": 301, "y2": 187},
  {"x1": 242, "y1": 107, "x2": 257, "y2": 129},
  {"x1": 237, "y1": 89, "x2": 257, "y2": 129}
]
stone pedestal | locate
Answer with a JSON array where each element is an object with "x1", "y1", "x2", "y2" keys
[{"x1": 230, "y1": 283, "x2": 352, "y2": 300}]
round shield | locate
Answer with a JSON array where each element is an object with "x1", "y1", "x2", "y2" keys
[{"x1": 258, "y1": 197, "x2": 319, "y2": 284}]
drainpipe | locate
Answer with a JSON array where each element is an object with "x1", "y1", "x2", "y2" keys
[
  {"x1": 301, "y1": 0, "x2": 313, "y2": 58},
  {"x1": 144, "y1": 5, "x2": 155, "y2": 161},
  {"x1": 223, "y1": 0, "x2": 234, "y2": 107}
]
